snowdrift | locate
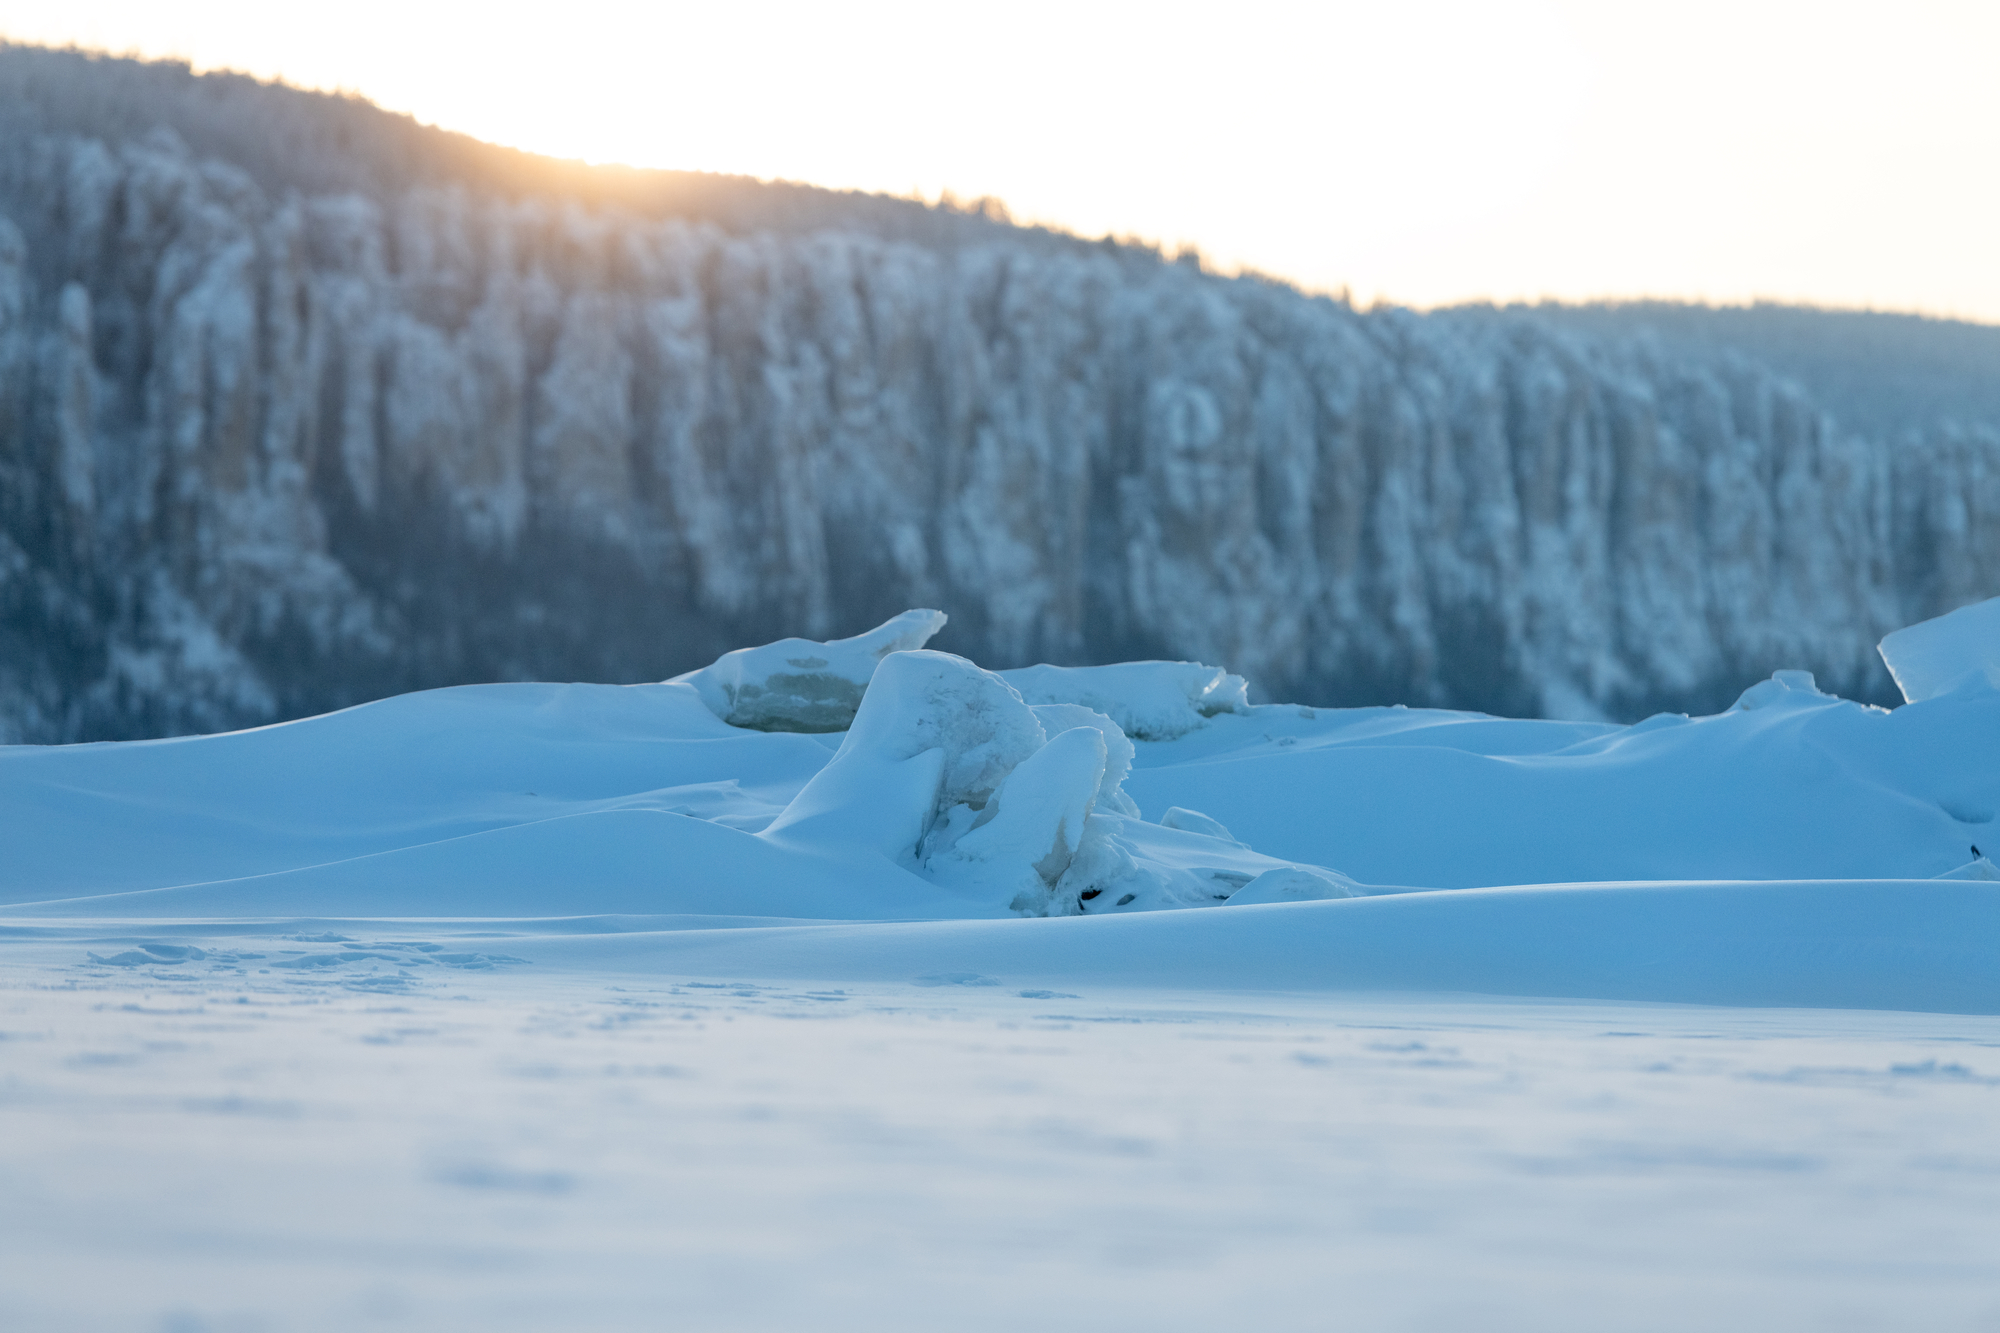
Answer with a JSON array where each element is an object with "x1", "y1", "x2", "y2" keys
[
  {"x1": 4, "y1": 603, "x2": 1997, "y2": 1012},
  {"x1": 501, "y1": 879, "x2": 2000, "y2": 1014}
]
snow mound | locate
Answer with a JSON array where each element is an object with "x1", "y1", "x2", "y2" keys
[
  {"x1": 1160, "y1": 807, "x2": 1239, "y2": 843},
  {"x1": 1878, "y1": 594, "x2": 2000, "y2": 704},
  {"x1": 998, "y1": 661, "x2": 1251, "y2": 741},
  {"x1": 9, "y1": 599, "x2": 1997, "y2": 1008},
  {"x1": 674, "y1": 609, "x2": 948, "y2": 732},
  {"x1": 1729, "y1": 669, "x2": 1836, "y2": 712},
  {"x1": 1932, "y1": 856, "x2": 2000, "y2": 882},
  {"x1": 1225, "y1": 865, "x2": 1363, "y2": 904}
]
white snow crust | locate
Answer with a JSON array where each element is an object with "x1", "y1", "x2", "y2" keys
[{"x1": 6, "y1": 971, "x2": 1997, "y2": 1333}]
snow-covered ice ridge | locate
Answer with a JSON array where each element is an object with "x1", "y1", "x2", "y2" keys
[{"x1": 5, "y1": 600, "x2": 1998, "y2": 1012}]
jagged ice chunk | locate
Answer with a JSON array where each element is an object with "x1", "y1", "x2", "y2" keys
[
  {"x1": 928, "y1": 726, "x2": 1109, "y2": 916},
  {"x1": 999, "y1": 661, "x2": 1250, "y2": 741},
  {"x1": 760, "y1": 648, "x2": 1042, "y2": 860},
  {"x1": 1224, "y1": 866, "x2": 1363, "y2": 905},
  {"x1": 675, "y1": 609, "x2": 947, "y2": 731},
  {"x1": 1878, "y1": 594, "x2": 2000, "y2": 704},
  {"x1": 1160, "y1": 807, "x2": 1240, "y2": 843}
]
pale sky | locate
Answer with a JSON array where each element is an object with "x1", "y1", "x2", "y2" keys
[{"x1": 6, "y1": 1, "x2": 1998, "y2": 321}]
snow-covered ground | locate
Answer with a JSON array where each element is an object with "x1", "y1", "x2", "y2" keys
[
  {"x1": 4, "y1": 963, "x2": 1999, "y2": 1333},
  {"x1": 3, "y1": 603, "x2": 1998, "y2": 1329}
]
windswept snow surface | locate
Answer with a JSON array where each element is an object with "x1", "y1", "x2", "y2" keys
[
  {"x1": 5, "y1": 611, "x2": 2000, "y2": 1328},
  {"x1": 5, "y1": 967, "x2": 2000, "y2": 1333}
]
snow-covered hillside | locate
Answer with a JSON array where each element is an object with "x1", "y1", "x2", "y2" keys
[{"x1": 4, "y1": 51, "x2": 2000, "y2": 742}]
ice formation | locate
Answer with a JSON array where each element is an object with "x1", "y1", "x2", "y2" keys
[
  {"x1": 1223, "y1": 866, "x2": 1363, "y2": 905},
  {"x1": 1000, "y1": 663, "x2": 1251, "y2": 741},
  {"x1": 1160, "y1": 807, "x2": 1240, "y2": 842},
  {"x1": 0, "y1": 601, "x2": 1994, "y2": 960},
  {"x1": 1877, "y1": 594, "x2": 2000, "y2": 704},
  {"x1": 1932, "y1": 856, "x2": 2000, "y2": 882},
  {"x1": 1028, "y1": 704, "x2": 1142, "y2": 817},
  {"x1": 759, "y1": 645, "x2": 1343, "y2": 916},
  {"x1": 674, "y1": 609, "x2": 948, "y2": 732},
  {"x1": 762, "y1": 649, "x2": 1050, "y2": 864},
  {"x1": 926, "y1": 726, "x2": 1110, "y2": 916},
  {"x1": 1728, "y1": 668, "x2": 1836, "y2": 712}
]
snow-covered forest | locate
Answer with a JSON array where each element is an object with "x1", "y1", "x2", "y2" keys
[{"x1": 3, "y1": 45, "x2": 1997, "y2": 742}]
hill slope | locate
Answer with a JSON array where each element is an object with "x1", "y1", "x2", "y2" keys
[{"x1": 2, "y1": 45, "x2": 1997, "y2": 740}]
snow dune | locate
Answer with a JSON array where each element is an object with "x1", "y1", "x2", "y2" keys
[
  {"x1": 3, "y1": 600, "x2": 1998, "y2": 1012},
  {"x1": 482, "y1": 878, "x2": 1995, "y2": 1013},
  {"x1": 6, "y1": 875, "x2": 1992, "y2": 1013}
]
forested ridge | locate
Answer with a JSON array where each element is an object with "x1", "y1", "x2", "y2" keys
[{"x1": 3, "y1": 44, "x2": 1997, "y2": 741}]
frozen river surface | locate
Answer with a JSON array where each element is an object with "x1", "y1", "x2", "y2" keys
[{"x1": 3, "y1": 942, "x2": 1997, "y2": 1333}]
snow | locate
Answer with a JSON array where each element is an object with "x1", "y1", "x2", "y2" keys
[
  {"x1": 1030, "y1": 702, "x2": 1141, "y2": 816},
  {"x1": 1878, "y1": 593, "x2": 2000, "y2": 704},
  {"x1": 1224, "y1": 865, "x2": 1362, "y2": 904},
  {"x1": 1119, "y1": 680, "x2": 1999, "y2": 889},
  {"x1": 2, "y1": 608, "x2": 1995, "y2": 964},
  {"x1": 3, "y1": 964, "x2": 1999, "y2": 1332},
  {"x1": 1159, "y1": 805, "x2": 1240, "y2": 841},
  {"x1": 4, "y1": 609, "x2": 2000, "y2": 1327},
  {"x1": 999, "y1": 660, "x2": 1252, "y2": 740}
]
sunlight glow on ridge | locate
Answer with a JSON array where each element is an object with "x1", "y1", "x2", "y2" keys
[{"x1": 5, "y1": 0, "x2": 1999, "y2": 320}]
